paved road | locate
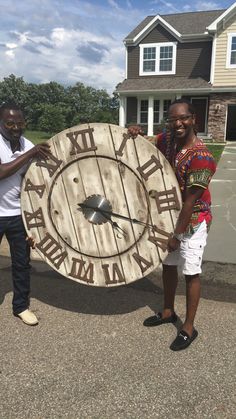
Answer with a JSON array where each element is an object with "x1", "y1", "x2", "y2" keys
[
  {"x1": 0, "y1": 142, "x2": 235, "y2": 418},
  {"x1": 204, "y1": 142, "x2": 236, "y2": 265},
  {"x1": 0, "y1": 254, "x2": 235, "y2": 419}
]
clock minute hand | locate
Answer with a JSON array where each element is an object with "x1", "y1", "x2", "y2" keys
[
  {"x1": 99, "y1": 210, "x2": 127, "y2": 237},
  {"x1": 78, "y1": 202, "x2": 127, "y2": 237},
  {"x1": 78, "y1": 203, "x2": 153, "y2": 228}
]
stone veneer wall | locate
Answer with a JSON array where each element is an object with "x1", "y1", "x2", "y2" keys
[{"x1": 208, "y1": 93, "x2": 236, "y2": 142}]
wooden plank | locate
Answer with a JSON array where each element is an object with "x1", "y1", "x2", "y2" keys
[{"x1": 21, "y1": 123, "x2": 182, "y2": 286}]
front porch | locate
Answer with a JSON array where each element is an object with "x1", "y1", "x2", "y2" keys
[
  {"x1": 119, "y1": 94, "x2": 209, "y2": 137},
  {"x1": 119, "y1": 93, "x2": 236, "y2": 142},
  {"x1": 119, "y1": 95, "x2": 176, "y2": 136}
]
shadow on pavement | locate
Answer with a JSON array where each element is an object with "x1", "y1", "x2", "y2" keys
[{"x1": 0, "y1": 256, "x2": 235, "y2": 316}]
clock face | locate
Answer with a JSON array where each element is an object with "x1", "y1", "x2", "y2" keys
[{"x1": 21, "y1": 123, "x2": 181, "y2": 286}]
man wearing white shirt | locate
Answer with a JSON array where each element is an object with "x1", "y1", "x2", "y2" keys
[{"x1": 0, "y1": 102, "x2": 51, "y2": 325}]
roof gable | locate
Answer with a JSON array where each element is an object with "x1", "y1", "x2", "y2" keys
[
  {"x1": 124, "y1": 9, "x2": 225, "y2": 44},
  {"x1": 207, "y1": 2, "x2": 236, "y2": 31}
]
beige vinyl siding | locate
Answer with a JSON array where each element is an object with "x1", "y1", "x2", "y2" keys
[{"x1": 214, "y1": 20, "x2": 236, "y2": 86}]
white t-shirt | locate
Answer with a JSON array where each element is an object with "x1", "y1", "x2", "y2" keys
[{"x1": 0, "y1": 134, "x2": 34, "y2": 216}]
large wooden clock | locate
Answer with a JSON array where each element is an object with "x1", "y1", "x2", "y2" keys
[{"x1": 21, "y1": 124, "x2": 181, "y2": 287}]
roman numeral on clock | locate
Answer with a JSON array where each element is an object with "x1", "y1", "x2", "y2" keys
[
  {"x1": 36, "y1": 154, "x2": 63, "y2": 178},
  {"x1": 66, "y1": 127, "x2": 97, "y2": 155},
  {"x1": 69, "y1": 257, "x2": 94, "y2": 283},
  {"x1": 137, "y1": 155, "x2": 163, "y2": 181},
  {"x1": 23, "y1": 207, "x2": 46, "y2": 229},
  {"x1": 148, "y1": 226, "x2": 171, "y2": 251},
  {"x1": 115, "y1": 133, "x2": 130, "y2": 157},
  {"x1": 151, "y1": 187, "x2": 181, "y2": 213},
  {"x1": 36, "y1": 233, "x2": 67, "y2": 269},
  {"x1": 102, "y1": 263, "x2": 125, "y2": 285},
  {"x1": 132, "y1": 253, "x2": 153, "y2": 273},
  {"x1": 24, "y1": 179, "x2": 46, "y2": 198}
]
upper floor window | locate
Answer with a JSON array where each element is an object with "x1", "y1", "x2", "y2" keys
[
  {"x1": 226, "y1": 33, "x2": 236, "y2": 68},
  {"x1": 139, "y1": 42, "x2": 177, "y2": 76}
]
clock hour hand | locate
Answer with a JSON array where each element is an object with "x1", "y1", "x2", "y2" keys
[
  {"x1": 78, "y1": 202, "x2": 127, "y2": 237},
  {"x1": 78, "y1": 202, "x2": 153, "y2": 229},
  {"x1": 100, "y1": 210, "x2": 127, "y2": 237}
]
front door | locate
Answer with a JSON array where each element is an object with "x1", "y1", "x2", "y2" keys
[
  {"x1": 226, "y1": 105, "x2": 236, "y2": 141},
  {"x1": 191, "y1": 98, "x2": 208, "y2": 133}
]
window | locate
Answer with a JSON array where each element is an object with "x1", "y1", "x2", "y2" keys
[
  {"x1": 143, "y1": 47, "x2": 156, "y2": 72},
  {"x1": 163, "y1": 99, "x2": 171, "y2": 121},
  {"x1": 139, "y1": 42, "x2": 177, "y2": 76},
  {"x1": 138, "y1": 98, "x2": 172, "y2": 125},
  {"x1": 154, "y1": 100, "x2": 160, "y2": 123},
  {"x1": 160, "y1": 47, "x2": 173, "y2": 71},
  {"x1": 227, "y1": 33, "x2": 236, "y2": 68},
  {"x1": 140, "y1": 100, "x2": 148, "y2": 123}
]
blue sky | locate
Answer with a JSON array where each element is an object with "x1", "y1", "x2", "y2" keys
[{"x1": 0, "y1": 0, "x2": 234, "y2": 93}]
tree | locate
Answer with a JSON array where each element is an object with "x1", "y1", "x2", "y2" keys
[
  {"x1": 0, "y1": 74, "x2": 29, "y2": 110},
  {"x1": 37, "y1": 104, "x2": 66, "y2": 133},
  {"x1": 0, "y1": 74, "x2": 119, "y2": 131}
]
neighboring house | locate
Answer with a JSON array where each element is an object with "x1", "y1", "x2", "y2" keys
[{"x1": 116, "y1": 2, "x2": 236, "y2": 142}]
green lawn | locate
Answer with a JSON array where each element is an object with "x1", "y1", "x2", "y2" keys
[
  {"x1": 24, "y1": 130, "x2": 225, "y2": 164},
  {"x1": 206, "y1": 144, "x2": 225, "y2": 163},
  {"x1": 24, "y1": 130, "x2": 54, "y2": 144}
]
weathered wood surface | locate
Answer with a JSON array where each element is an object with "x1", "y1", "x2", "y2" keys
[{"x1": 21, "y1": 123, "x2": 181, "y2": 286}]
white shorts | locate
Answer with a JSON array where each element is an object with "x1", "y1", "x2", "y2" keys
[{"x1": 163, "y1": 220, "x2": 208, "y2": 275}]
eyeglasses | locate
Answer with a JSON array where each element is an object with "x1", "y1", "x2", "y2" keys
[
  {"x1": 3, "y1": 121, "x2": 26, "y2": 129},
  {"x1": 166, "y1": 114, "x2": 193, "y2": 125}
]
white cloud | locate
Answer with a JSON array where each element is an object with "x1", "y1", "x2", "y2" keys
[
  {"x1": 107, "y1": 0, "x2": 120, "y2": 10},
  {"x1": 150, "y1": 0, "x2": 179, "y2": 13},
  {"x1": 1, "y1": 25, "x2": 125, "y2": 92},
  {"x1": 195, "y1": 1, "x2": 220, "y2": 11},
  {"x1": 5, "y1": 43, "x2": 17, "y2": 49},
  {"x1": 5, "y1": 50, "x2": 15, "y2": 59},
  {"x1": 0, "y1": 0, "x2": 227, "y2": 93}
]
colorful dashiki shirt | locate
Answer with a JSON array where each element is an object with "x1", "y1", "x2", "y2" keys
[{"x1": 156, "y1": 133, "x2": 216, "y2": 234}]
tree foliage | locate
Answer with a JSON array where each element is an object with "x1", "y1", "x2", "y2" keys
[{"x1": 0, "y1": 74, "x2": 119, "y2": 133}]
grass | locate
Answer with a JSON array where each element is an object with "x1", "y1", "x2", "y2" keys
[
  {"x1": 206, "y1": 144, "x2": 225, "y2": 163},
  {"x1": 24, "y1": 130, "x2": 225, "y2": 164},
  {"x1": 24, "y1": 130, "x2": 54, "y2": 144}
]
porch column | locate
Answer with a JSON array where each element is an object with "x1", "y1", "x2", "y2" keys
[
  {"x1": 119, "y1": 96, "x2": 126, "y2": 127},
  {"x1": 147, "y1": 96, "x2": 154, "y2": 136}
]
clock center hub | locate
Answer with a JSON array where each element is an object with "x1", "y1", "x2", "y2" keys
[{"x1": 80, "y1": 194, "x2": 112, "y2": 225}]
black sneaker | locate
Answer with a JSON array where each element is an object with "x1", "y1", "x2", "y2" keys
[
  {"x1": 143, "y1": 312, "x2": 177, "y2": 327},
  {"x1": 170, "y1": 329, "x2": 198, "y2": 351}
]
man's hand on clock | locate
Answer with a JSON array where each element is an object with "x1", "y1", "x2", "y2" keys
[{"x1": 167, "y1": 236, "x2": 180, "y2": 252}]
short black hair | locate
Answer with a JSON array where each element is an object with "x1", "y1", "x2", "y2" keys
[
  {"x1": 169, "y1": 99, "x2": 196, "y2": 115},
  {"x1": 0, "y1": 101, "x2": 22, "y2": 119}
]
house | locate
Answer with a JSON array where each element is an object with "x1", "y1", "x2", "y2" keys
[{"x1": 116, "y1": 2, "x2": 236, "y2": 142}]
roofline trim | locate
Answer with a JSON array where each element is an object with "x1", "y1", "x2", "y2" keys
[
  {"x1": 124, "y1": 33, "x2": 211, "y2": 46},
  {"x1": 207, "y1": 2, "x2": 236, "y2": 31},
  {"x1": 117, "y1": 87, "x2": 236, "y2": 94},
  {"x1": 130, "y1": 15, "x2": 181, "y2": 44}
]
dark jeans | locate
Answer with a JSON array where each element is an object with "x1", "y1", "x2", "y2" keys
[{"x1": 0, "y1": 215, "x2": 31, "y2": 314}]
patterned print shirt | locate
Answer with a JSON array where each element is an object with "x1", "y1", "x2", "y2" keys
[{"x1": 156, "y1": 132, "x2": 216, "y2": 233}]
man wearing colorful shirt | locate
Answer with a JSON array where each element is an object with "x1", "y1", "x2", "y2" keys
[{"x1": 143, "y1": 99, "x2": 216, "y2": 351}]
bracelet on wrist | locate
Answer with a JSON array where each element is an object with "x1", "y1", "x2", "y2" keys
[{"x1": 173, "y1": 232, "x2": 184, "y2": 241}]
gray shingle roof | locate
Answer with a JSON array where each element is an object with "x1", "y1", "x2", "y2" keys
[
  {"x1": 125, "y1": 9, "x2": 225, "y2": 40},
  {"x1": 116, "y1": 77, "x2": 212, "y2": 92}
]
